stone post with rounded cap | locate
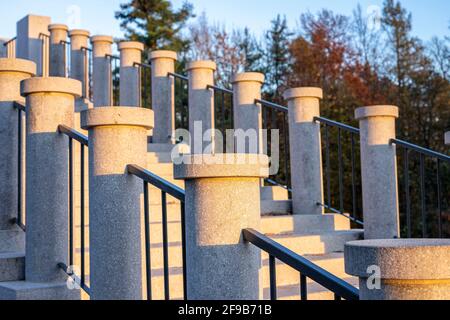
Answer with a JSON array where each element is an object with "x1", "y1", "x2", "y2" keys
[
  {"x1": 81, "y1": 107, "x2": 154, "y2": 300},
  {"x1": 345, "y1": 239, "x2": 450, "y2": 300},
  {"x1": 48, "y1": 24, "x2": 68, "y2": 77},
  {"x1": 150, "y1": 50, "x2": 177, "y2": 144},
  {"x1": 284, "y1": 87, "x2": 324, "y2": 216},
  {"x1": 174, "y1": 153, "x2": 269, "y2": 300},
  {"x1": 69, "y1": 29, "x2": 91, "y2": 100},
  {"x1": 232, "y1": 73, "x2": 265, "y2": 154},
  {"x1": 91, "y1": 35, "x2": 113, "y2": 107},
  {"x1": 187, "y1": 61, "x2": 216, "y2": 154},
  {"x1": 0, "y1": 77, "x2": 81, "y2": 300},
  {"x1": 0, "y1": 58, "x2": 35, "y2": 253},
  {"x1": 356, "y1": 105, "x2": 400, "y2": 240},
  {"x1": 118, "y1": 41, "x2": 144, "y2": 107}
]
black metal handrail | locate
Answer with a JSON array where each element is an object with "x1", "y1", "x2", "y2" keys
[
  {"x1": 243, "y1": 228, "x2": 359, "y2": 301},
  {"x1": 12, "y1": 101, "x2": 26, "y2": 231},
  {"x1": 168, "y1": 72, "x2": 188, "y2": 81},
  {"x1": 127, "y1": 164, "x2": 187, "y2": 300},
  {"x1": 169, "y1": 72, "x2": 189, "y2": 131},
  {"x1": 58, "y1": 125, "x2": 89, "y2": 146},
  {"x1": 207, "y1": 84, "x2": 233, "y2": 94},
  {"x1": 3, "y1": 37, "x2": 16, "y2": 58},
  {"x1": 255, "y1": 99, "x2": 288, "y2": 113},
  {"x1": 207, "y1": 85, "x2": 234, "y2": 153},
  {"x1": 314, "y1": 117, "x2": 360, "y2": 134},
  {"x1": 39, "y1": 33, "x2": 50, "y2": 77},
  {"x1": 106, "y1": 54, "x2": 120, "y2": 106},
  {"x1": 80, "y1": 46, "x2": 93, "y2": 100},
  {"x1": 134, "y1": 62, "x2": 152, "y2": 108},
  {"x1": 391, "y1": 139, "x2": 450, "y2": 162}
]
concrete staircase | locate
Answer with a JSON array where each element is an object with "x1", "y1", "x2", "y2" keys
[{"x1": 0, "y1": 143, "x2": 363, "y2": 300}]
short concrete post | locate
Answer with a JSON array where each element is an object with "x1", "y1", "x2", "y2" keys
[
  {"x1": 284, "y1": 88, "x2": 324, "y2": 216},
  {"x1": 81, "y1": 107, "x2": 154, "y2": 300},
  {"x1": 187, "y1": 61, "x2": 216, "y2": 154},
  {"x1": 0, "y1": 59, "x2": 35, "y2": 252},
  {"x1": 150, "y1": 50, "x2": 177, "y2": 144},
  {"x1": 91, "y1": 35, "x2": 113, "y2": 107},
  {"x1": 16, "y1": 15, "x2": 51, "y2": 76},
  {"x1": 232, "y1": 73, "x2": 265, "y2": 153},
  {"x1": 174, "y1": 154, "x2": 269, "y2": 300},
  {"x1": 356, "y1": 106, "x2": 400, "y2": 239},
  {"x1": 48, "y1": 24, "x2": 68, "y2": 77},
  {"x1": 345, "y1": 239, "x2": 450, "y2": 300},
  {"x1": 445, "y1": 132, "x2": 450, "y2": 145},
  {"x1": 22, "y1": 77, "x2": 81, "y2": 298},
  {"x1": 69, "y1": 29, "x2": 90, "y2": 99},
  {"x1": 119, "y1": 41, "x2": 144, "y2": 107}
]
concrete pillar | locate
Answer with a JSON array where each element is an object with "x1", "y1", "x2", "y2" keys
[
  {"x1": 356, "y1": 106, "x2": 400, "y2": 239},
  {"x1": 187, "y1": 61, "x2": 216, "y2": 154},
  {"x1": 118, "y1": 41, "x2": 144, "y2": 107},
  {"x1": 174, "y1": 154, "x2": 269, "y2": 300},
  {"x1": 69, "y1": 29, "x2": 90, "y2": 99},
  {"x1": 345, "y1": 239, "x2": 450, "y2": 300},
  {"x1": 81, "y1": 107, "x2": 154, "y2": 300},
  {"x1": 284, "y1": 88, "x2": 324, "y2": 216},
  {"x1": 445, "y1": 132, "x2": 450, "y2": 145},
  {"x1": 48, "y1": 24, "x2": 68, "y2": 77},
  {"x1": 16, "y1": 15, "x2": 51, "y2": 76},
  {"x1": 0, "y1": 59, "x2": 35, "y2": 252},
  {"x1": 232, "y1": 73, "x2": 265, "y2": 154},
  {"x1": 150, "y1": 50, "x2": 177, "y2": 144},
  {"x1": 91, "y1": 35, "x2": 113, "y2": 107},
  {"x1": 23, "y1": 77, "x2": 81, "y2": 285}
]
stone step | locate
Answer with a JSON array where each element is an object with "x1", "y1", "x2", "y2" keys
[
  {"x1": 0, "y1": 228, "x2": 25, "y2": 253},
  {"x1": 147, "y1": 152, "x2": 173, "y2": 164},
  {"x1": 261, "y1": 186, "x2": 289, "y2": 201},
  {"x1": 261, "y1": 214, "x2": 351, "y2": 235},
  {"x1": 261, "y1": 200, "x2": 292, "y2": 215},
  {"x1": 0, "y1": 252, "x2": 25, "y2": 282}
]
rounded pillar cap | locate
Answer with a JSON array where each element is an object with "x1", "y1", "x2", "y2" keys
[
  {"x1": 91, "y1": 35, "x2": 114, "y2": 44},
  {"x1": 174, "y1": 154, "x2": 269, "y2": 180},
  {"x1": 69, "y1": 29, "x2": 90, "y2": 38},
  {"x1": 150, "y1": 50, "x2": 177, "y2": 61},
  {"x1": 186, "y1": 61, "x2": 217, "y2": 72},
  {"x1": 81, "y1": 107, "x2": 154, "y2": 130},
  {"x1": 445, "y1": 132, "x2": 450, "y2": 145},
  {"x1": 0, "y1": 58, "x2": 36, "y2": 76},
  {"x1": 232, "y1": 72, "x2": 265, "y2": 84},
  {"x1": 118, "y1": 41, "x2": 145, "y2": 52},
  {"x1": 21, "y1": 77, "x2": 81, "y2": 97},
  {"x1": 345, "y1": 239, "x2": 450, "y2": 280},
  {"x1": 355, "y1": 105, "x2": 399, "y2": 120},
  {"x1": 48, "y1": 24, "x2": 69, "y2": 32},
  {"x1": 284, "y1": 87, "x2": 323, "y2": 101}
]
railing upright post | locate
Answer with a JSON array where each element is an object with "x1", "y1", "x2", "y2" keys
[
  {"x1": 284, "y1": 88, "x2": 324, "y2": 216},
  {"x1": 174, "y1": 154, "x2": 269, "y2": 299},
  {"x1": 0, "y1": 59, "x2": 35, "y2": 253},
  {"x1": 355, "y1": 105, "x2": 400, "y2": 239},
  {"x1": 91, "y1": 35, "x2": 113, "y2": 107},
  {"x1": 69, "y1": 29, "x2": 91, "y2": 101},
  {"x1": 150, "y1": 50, "x2": 177, "y2": 144},
  {"x1": 81, "y1": 107, "x2": 154, "y2": 300},
  {"x1": 232, "y1": 73, "x2": 265, "y2": 154},
  {"x1": 0, "y1": 77, "x2": 82, "y2": 300},
  {"x1": 119, "y1": 41, "x2": 144, "y2": 107},
  {"x1": 187, "y1": 61, "x2": 216, "y2": 154},
  {"x1": 48, "y1": 24, "x2": 68, "y2": 77}
]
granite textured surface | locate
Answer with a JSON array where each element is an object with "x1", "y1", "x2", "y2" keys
[{"x1": 91, "y1": 35, "x2": 113, "y2": 107}]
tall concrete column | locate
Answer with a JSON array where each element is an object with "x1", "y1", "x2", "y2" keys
[
  {"x1": 174, "y1": 154, "x2": 269, "y2": 300},
  {"x1": 187, "y1": 61, "x2": 216, "y2": 154},
  {"x1": 118, "y1": 41, "x2": 144, "y2": 107},
  {"x1": 356, "y1": 106, "x2": 400, "y2": 240},
  {"x1": 16, "y1": 15, "x2": 51, "y2": 76},
  {"x1": 0, "y1": 59, "x2": 35, "y2": 252},
  {"x1": 48, "y1": 24, "x2": 68, "y2": 77},
  {"x1": 69, "y1": 29, "x2": 90, "y2": 100},
  {"x1": 14, "y1": 77, "x2": 81, "y2": 300},
  {"x1": 91, "y1": 35, "x2": 113, "y2": 107},
  {"x1": 445, "y1": 132, "x2": 450, "y2": 145},
  {"x1": 232, "y1": 73, "x2": 265, "y2": 154},
  {"x1": 150, "y1": 50, "x2": 177, "y2": 144},
  {"x1": 81, "y1": 107, "x2": 154, "y2": 300},
  {"x1": 345, "y1": 239, "x2": 450, "y2": 300},
  {"x1": 284, "y1": 88, "x2": 324, "y2": 216}
]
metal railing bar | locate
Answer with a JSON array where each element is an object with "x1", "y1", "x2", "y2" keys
[
  {"x1": 80, "y1": 145, "x2": 86, "y2": 288},
  {"x1": 243, "y1": 228, "x2": 359, "y2": 300},
  {"x1": 127, "y1": 164, "x2": 185, "y2": 201},
  {"x1": 58, "y1": 263, "x2": 91, "y2": 295},
  {"x1": 3, "y1": 37, "x2": 17, "y2": 46},
  {"x1": 80, "y1": 46, "x2": 92, "y2": 52},
  {"x1": 207, "y1": 84, "x2": 233, "y2": 95},
  {"x1": 391, "y1": 139, "x2": 450, "y2": 162},
  {"x1": 255, "y1": 99, "x2": 288, "y2": 113},
  {"x1": 143, "y1": 182, "x2": 152, "y2": 300},
  {"x1": 317, "y1": 203, "x2": 364, "y2": 226},
  {"x1": 265, "y1": 178, "x2": 292, "y2": 192},
  {"x1": 300, "y1": 274, "x2": 308, "y2": 300},
  {"x1": 436, "y1": 159, "x2": 443, "y2": 238},
  {"x1": 404, "y1": 149, "x2": 412, "y2": 238},
  {"x1": 168, "y1": 72, "x2": 188, "y2": 81},
  {"x1": 69, "y1": 138, "x2": 74, "y2": 267},
  {"x1": 13, "y1": 101, "x2": 26, "y2": 112},
  {"x1": 58, "y1": 125, "x2": 89, "y2": 146},
  {"x1": 314, "y1": 117, "x2": 360, "y2": 134},
  {"x1": 181, "y1": 202, "x2": 187, "y2": 300},
  {"x1": 133, "y1": 62, "x2": 152, "y2": 69},
  {"x1": 105, "y1": 53, "x2": 120, "y2": 60},
  {"x1": 269, "y1": 255, "x2": 277, "y2": 300},
  {"x1": 161, "y1": 191, "x2": 170, "y2": 300}
]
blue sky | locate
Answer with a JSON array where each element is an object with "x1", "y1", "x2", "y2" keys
[{"x1": 0, "y1": 0, "x2": 448, "y2": 41}]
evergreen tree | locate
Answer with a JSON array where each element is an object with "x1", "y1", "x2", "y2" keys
[{"x1": 238, "y1": 27, "x2": 263, "y2": 72}]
